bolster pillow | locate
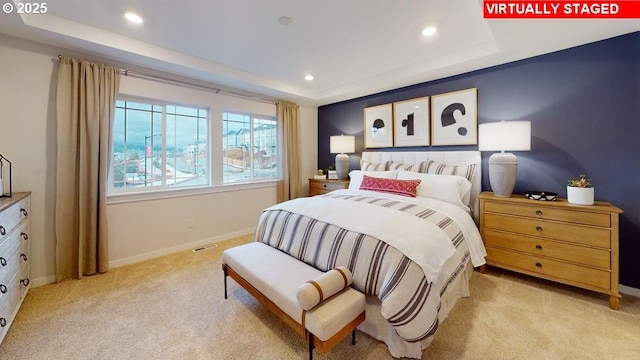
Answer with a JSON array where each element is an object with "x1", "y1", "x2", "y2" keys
[{"x1": 296, "y1": 266, "x2": 353, "y2": 311}]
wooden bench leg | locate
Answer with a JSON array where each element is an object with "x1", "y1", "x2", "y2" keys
[
  {"x1": 309, "y1": 334, "x2": 314, "y2": 360},
  {"x1": 223, "y1": 265, "x2": 228, "y2": 299},
  {"x1": 352, "y1": 330, "x2": 356, "y2": 345}
]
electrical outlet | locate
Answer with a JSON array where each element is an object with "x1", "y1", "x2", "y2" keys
[{"x1": 187, "y1": 219, "x2": 195, "y2": 228}]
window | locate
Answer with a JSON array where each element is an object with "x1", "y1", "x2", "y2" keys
[
  {"x1": 111, "y1": 99, "x2": 209, "y2": 193},
  {"x1": 222, "y1": 112, "x2": 279, "y2": 184}
]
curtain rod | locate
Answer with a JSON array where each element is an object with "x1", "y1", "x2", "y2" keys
[{"x1": 57, "y1": 55, "x2": 277, "y2": 105}]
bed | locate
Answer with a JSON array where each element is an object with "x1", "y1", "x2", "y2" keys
[{"x1": 253, "y1": 151, "x2": 487, "y2": 359}]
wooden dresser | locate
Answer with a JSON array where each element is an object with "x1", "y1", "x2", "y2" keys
[
  {"x1": 308, "y1": 178, "x2": 349, "y2": 196},
  {"x1": 479, "y1": 192, "x2": 623, "y2": 309},
  {"x1": 0, "y1": 192, "x2": 31, "y2": 343}
]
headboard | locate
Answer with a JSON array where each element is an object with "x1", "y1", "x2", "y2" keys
[{"x1": 361, "y1": 151, "x2": 482, "y2": 223}]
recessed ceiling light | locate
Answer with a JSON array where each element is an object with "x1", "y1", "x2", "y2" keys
[
  {"x1": 124, "y1": 12, "x2": 143, "y2": 24},
  {"x1": 422, "y1": 26, "x2": 437, "y2": 37},
  {"x1": 278, "y1": 16, "x2": 293, "y2": 26},
  {"x1": 304, "y1": 75, "x2": 314, "y2": 81}
]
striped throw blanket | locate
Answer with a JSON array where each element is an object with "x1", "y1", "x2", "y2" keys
[{"x1": 254, "y1": 191, "x2": 477, "y2": 343}]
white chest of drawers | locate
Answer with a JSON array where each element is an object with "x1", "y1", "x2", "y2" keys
[{"x1": 0, "y1": 192, "x2": 31, "y2": 344}]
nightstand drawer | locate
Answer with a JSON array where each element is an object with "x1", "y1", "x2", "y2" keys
[
  {"x1": 484, "y1": 213, "x2": 610, "y2": 248},
  {"x1": 308, "y1": 179, "x2": 349, "y2": 196},
  {"x1": 486, "y1": 247, "x2": 611, "y2": 290},
  {"x1": 483, "y1": 201, "x2": 610, "y2": 227},
  {"x1": 483, "y1": 229, "x2": 610, "y2": 269},
  {"x1": 310, "y1": 181, "x2": 347, "y2": 192}
]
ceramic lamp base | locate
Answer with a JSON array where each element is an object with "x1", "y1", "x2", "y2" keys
[
  {"x1": 488, "y1": 152, "x2": 518, "y2": 197},
  {"x1": 335, "y1": 153, "x2": 350, "y2": 180}
]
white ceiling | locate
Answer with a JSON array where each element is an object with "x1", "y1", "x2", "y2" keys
[{"x1": 1, "y1": 0, "x2": 638, "y2": 105}]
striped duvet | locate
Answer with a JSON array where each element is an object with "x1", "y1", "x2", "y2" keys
[{"x1": 254, "y1": 190, "x2": 483, "y2": 344}]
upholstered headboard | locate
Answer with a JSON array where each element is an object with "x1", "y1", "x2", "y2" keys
[{"x1": 361, "y1": 151, "x2": 482, "y2": 223}]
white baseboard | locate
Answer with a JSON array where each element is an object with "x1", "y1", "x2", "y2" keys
[
  {"x1": 30, "y1": 228, "x2": 254, "y2": 288},
  {"x1": 109, "y1": 228, "x2": 254, "y2": 269},
  {"x1": 31, "y1": 275, "x2": 57, "y2": 288},
  {"x1": 620, "y1": 284, "x2": 640, "y2": 298}
]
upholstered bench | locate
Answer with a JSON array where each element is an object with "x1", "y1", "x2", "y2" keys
[{"x1": 222, "y1": 242, "x2": 366, "y2": 360}]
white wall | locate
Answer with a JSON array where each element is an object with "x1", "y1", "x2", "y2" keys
[
  {"x1": 0, "y1": 36, "x2": 57, "y2": 286},
  {"x1": 107, "y1": 186, "x2": 277, "y2": 268},
  {"x1": 0, "y1": 35, "x2": 318, "y2": 286},
  {"x1": 299, "y1": 105, "x2": 318, "y2": 195}
]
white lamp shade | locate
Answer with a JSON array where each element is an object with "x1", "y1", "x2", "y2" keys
[
  {"x1": 330, "y1": 135, "x2": 355, "y2": 154},
  {"x1": 478, "y1": 121, "x2": 531, "y2": 152}
]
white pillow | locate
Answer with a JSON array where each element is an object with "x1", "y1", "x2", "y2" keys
[
  {"x1": 396, "y1": 170, "x2": 472, "y2": 210},
  {"x1": 389, "y1": 161, "x2": 427, "y2": 172},
  {"x1": 348, "y1": 170, "x2": 398, "y2": 190},
  {"x1": 360, "y1": 160, "x2": 390, "y2": 171}
]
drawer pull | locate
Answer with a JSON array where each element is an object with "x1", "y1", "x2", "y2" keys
[
  {"x1": 535, "y1": 210, "x2": 543, "y2": 216},
  {"x1": 0, "y1": 284, "x2": 6, "y2": 294},
  {"x1": 535, "y1": 245, "x2": 543, "y2": 250},
  {"x1": 535, "y1": 226, "x2": 543, "y2": 232},
  {"x1": 21, "y1": 208, "x2": 28, "y2": 217},
  {"x1": 0, "y1": 257, "x2": 6, "y2": 266},
  {"x1": 21, "y1": 253, "x2": 28, "y2": 261},
  {"x1": 21, "y1": 232, "x2": 29, "y2": 240},
  {"x1": 21, "y1": 279, "x2": 30, "y2": 287},
  {"x1": 535, "y1": 262, "x2": 542, "y2": 268},
  {"x1": 0, "y1": 318, "x2": 6, "y2": 327},
  {"x1": 0, "y1": 226, "x2": 5, "y2": 236},
  {"x1": 323, "y1": 184, "x2": 327, "y2": 188}
]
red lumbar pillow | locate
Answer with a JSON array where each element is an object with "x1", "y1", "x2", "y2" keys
[{"x1": 359, "y1": 175, "x2": 421, "y2": 197}]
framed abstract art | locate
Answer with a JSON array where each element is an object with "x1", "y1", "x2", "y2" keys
[
  {"x1": 393, "y1": 96, "x2": 430, "y2": 147},
  {"x1": 364, "y1": 104, "x2": 393, "y2": 148},
  {"x1": 431, "y1": 88, "x2": 478, "y2": 146}
]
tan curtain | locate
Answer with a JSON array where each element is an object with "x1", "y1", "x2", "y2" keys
[
  {"x1": 277, "y1": 102, "x2": 301, "y2": 202},
  {"x1": 55, "y1": 57, "x2": 120, "y2": 281}
]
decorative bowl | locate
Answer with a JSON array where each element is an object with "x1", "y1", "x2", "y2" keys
[{"x1": 525, "y1": 191, "x2": 558, "y2": 201}]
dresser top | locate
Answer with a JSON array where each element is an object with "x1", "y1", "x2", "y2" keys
[
  {"x1": 479, "y1": 192, "x2": 622, "y2": 214},
  {"x1": 0, "y1": 192, "x2": 31, "y2": 213},
  {"x1": 308, "y1": 178, "x2": 349, "y2": 182}
]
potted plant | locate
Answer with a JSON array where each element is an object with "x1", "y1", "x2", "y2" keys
[{"x1": 567, "y1": 174, "x2": 594, "y2": 205}]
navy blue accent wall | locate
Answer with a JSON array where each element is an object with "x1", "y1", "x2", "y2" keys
[{"x1": 318, "y1": 32, "x2": 640, "y2": 288}]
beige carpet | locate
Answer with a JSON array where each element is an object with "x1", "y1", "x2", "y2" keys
[{"x1": 1, "y1": 235, "x2": 639, "y2": 360}]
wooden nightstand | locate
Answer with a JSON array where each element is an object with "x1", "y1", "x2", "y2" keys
[
  {"x1": 308, "y1": 178, "x2": 349, "y2": 196},
  {"x1": 479, "y1": 192, "x2": 623, "y2": 309}
]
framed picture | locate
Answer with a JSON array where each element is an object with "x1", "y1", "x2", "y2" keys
[
  {"x1": 393, "y1": 96, "x2": 430, "y2": 147},
  {"x1": 364, "y1": 104, "x2": 393, "y2": 148},
  {"x1": 431, "y1": 88, "x2": 478, "y2": 146}
]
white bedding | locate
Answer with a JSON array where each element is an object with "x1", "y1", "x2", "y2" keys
[
  {"x1": 255, "y1": 150, "x2": 486, "y2": 358},
  {"x1": 268, "y1": 189, "x2": 486, "y2": 282},
  {"x1": 255, "y1": 188, "x2": 486, "y2": 357}
]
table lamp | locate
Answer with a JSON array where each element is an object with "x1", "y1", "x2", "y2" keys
[
  {"x1": 330, "y1": 135, "x2": 355, "y2": 181},
  {"x1": 478, "y1": 121, "x2": 531, "y2": 197}
]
